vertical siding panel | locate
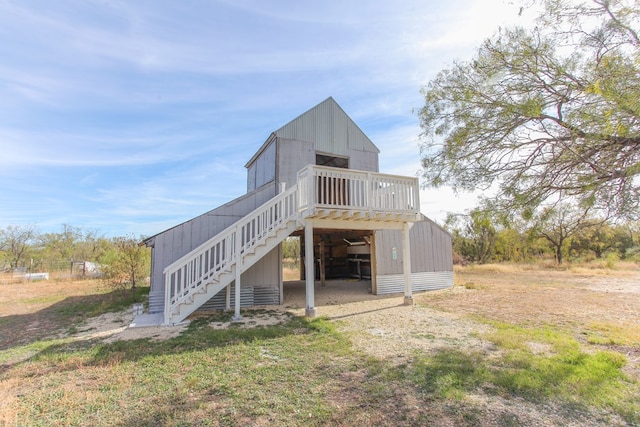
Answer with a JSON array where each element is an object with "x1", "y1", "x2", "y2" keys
[
  {"x1": 424, "y1": 222, "x2": 435, "y2": 271},
  {"x1": 348, "y1": 149, "x2": 378, "y2": 172},
  {"x1": 375, "y1": 218, "x2": 454, "y2": 295},
  {"x1": 277, "y1": 138, "x2": 314, "y2": 189},
  {"x1": 247, "y1": 163, "x2": 257, "y2": 192},
  {"x1": 274, "y1": 98, "x2": 379, "y2": 159},
  {"x1": 434, "y1": 226, "x2": 443, "y2": 270},
  {"x1": 243, "y1": 246, "x2": 281, "y2": 304}
]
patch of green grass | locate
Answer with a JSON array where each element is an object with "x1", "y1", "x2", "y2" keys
[
  {"x1": 407, "y1": 322, "x2": 639, "y2": 425},
  {"x1": 55, "y1": 286, "x2": 149, "y2": 320},
  {"x1": 0, "y1": 337, "x2": 73, "y2": 365},
  {"x1": 22, "y1": 295, "x2": 67, "y2": 305},
  {"x1": 411, "y1": 350, "x2": 490, "y2": 400},
  {"x1": 583, "y1": 321, "x2": 640, "y2": 347}
]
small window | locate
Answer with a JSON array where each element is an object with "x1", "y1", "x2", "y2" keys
[{"x1": 316, "y1": 154, "x2": 348, "y2": 168}]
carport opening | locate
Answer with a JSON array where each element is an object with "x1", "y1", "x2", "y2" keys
[{"x1": 282, "y1": 230, "x2": 374, "y2": 304}]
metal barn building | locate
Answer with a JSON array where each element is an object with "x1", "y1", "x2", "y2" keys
[{"x1": 143, "y1": 97, "x2": 453, "y2": 325}]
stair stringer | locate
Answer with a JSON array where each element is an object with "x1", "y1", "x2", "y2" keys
[{"x1": 167, "y1": 217, "x2": 300, "y2": 324}]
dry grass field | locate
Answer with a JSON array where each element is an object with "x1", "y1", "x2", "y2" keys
[
  {"x1": 0, "y1": 263, "x2": 638, "y2": 426},
  {"x1": 432, "y1": 263, "x2": 640, "y2": 380}
]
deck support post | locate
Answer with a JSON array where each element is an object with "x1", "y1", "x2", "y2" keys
[
  {"x1": 319, "y1": 239, "x2": 326, "y2": 287},
  {"x1": 403, "y1": 222, "x2": 413, "y2": 306},
  {"x1": 304, "y1": 222, "x2": 317, "y2": 317},
  {"x1": 233, "y1": 226, "x2": 243, "y2": 321}
]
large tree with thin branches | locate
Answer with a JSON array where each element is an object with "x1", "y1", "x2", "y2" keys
[
  {"x1": 419, "y1": 0, "x2": 639, "y2": 219},
  {"x1": 0, "y1": 225, "x2": 38, "y2": 270}
]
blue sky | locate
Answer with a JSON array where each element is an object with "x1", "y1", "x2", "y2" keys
[{"x1": 0, "y1": 0, "x2": 529, "y2": 238}]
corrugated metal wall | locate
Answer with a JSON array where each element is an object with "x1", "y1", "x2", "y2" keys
[
  {"x1": 375, "y1": 271, "x2": 454, "y2": 294},
  {"x1": 196, "y1": 248, "x2": 282, "y2": 311},
  {"x1": 276, "y1": 138, "x2": 315, "y2": 190},
  {"x1": 247, "y1": 140, "x2": 276, "y2": 192},
  {"x1": 275, "y1": 138, "x2": 380, "y2": 190},
  {"x1": 274, "y1": 97, "x2": 379, "y2": 157},
  {"x1": 240, "y1": 245, "x2": 281, "y2": 300},
  {"x1": 373, "y1": 217, "x2": 453, "y2": 295},
  {"x1": 374, "y1": 217, "x2": 452, "y2": 275},
  {"x1": 199, "y1": 284, "x2": 255, "y2": 311}
]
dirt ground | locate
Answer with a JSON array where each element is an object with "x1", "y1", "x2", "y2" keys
[
  {"x1": 2, "y1": 267, "x2": 638, "y2": 359},
  {"x1": 284, "y1": 267, "x2": 640, "y2": 374}
]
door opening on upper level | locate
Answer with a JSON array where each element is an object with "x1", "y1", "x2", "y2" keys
[{"x1": 315, "y1": 154, "x2": 350, "y2": 205}]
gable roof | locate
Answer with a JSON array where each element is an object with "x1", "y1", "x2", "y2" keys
[{"x1": 246, "y1": 97, "x2": 379, "y2": 167}]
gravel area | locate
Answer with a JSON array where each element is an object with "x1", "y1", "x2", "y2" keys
[{"x1": 282, "y1": 279, "x2": 492, "y2": 364}]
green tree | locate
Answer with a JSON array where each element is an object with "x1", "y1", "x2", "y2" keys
[
  {"x1": 570, "y1": 221, "x2": 633, "y2": 259},
  {"x1": 99, "y1": 235, "x2": 150, "y2": 290},
  {"x1": 282, "y1": 237, "x2": 300, "y2": 262},
  {"x1": 495, "y1": 227, "x2": 526, "y2": 262},
  {"x1": 0, "y1": 225, "x2": 38, "y2": 270},
  {"x1": 38, "y1": 224, "x2": 82, "y2": 262},
  {"x1": 529, "y1": 205, "x2": 593, "y2": 264},
  {"x1": 75, "y1": 228, "x2": 109, "y2": 261},
  {"x1": 419, "y1": 0, "x2": 639, "y2": 219},
  {"x1": 620, "y1": 220, "x2": 640, "y2": 260},
  {"x1": 445, "y1": 208, "x2": 497, "y2": 263}
]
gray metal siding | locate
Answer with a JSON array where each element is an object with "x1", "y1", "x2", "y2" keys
[
  {"x1": 374, "y1": 218, "x2": 453, "y2": 276},
  {"x1": 259, "y1": 98, "x2": 381, "y2": 197},
  {"x1": 198, "y1": 284, "x2": 280, "y2": 311},
  {"x1": 276, "y1": 138, "x2": 379, "y2": 192},
  {"x1": 348, "y1": 148, "x2": 378, "y2": 172},
  {"x1": 276, "y1": 138, "x2": 315, "y2": 190},
  {"x1": 374, "y1": 229, "x2": 403, "y2": 275},
  {"x1": 274, "y1": 97, "x2": 379, "y2": 156},
  {"x1": 247, "y1": 140, "x2": 276, "y2": 192},
  {"x1": 247, "y1": 163, "x2": 256, "y2": 191},
  {"x1": 242, "y1": 245, "x2": 281, "y2": 301},
  {"x1": 195, "y1": 248, "x2": 281, "y2": 312},
  {"x1": 199, "y1": 284, "x2": 255, "y2": 311},
  {"x1": 375, "y1": 271, "x2": 454, "y2": 295}
]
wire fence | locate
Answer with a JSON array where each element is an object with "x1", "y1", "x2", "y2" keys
[{"x1": 0, "y1": 260, "x2": 102, "y2": 284}]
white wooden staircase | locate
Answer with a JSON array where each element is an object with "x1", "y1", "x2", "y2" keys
[{"x1": 161, "y1": 165, "x2": 421, "y2": 325}]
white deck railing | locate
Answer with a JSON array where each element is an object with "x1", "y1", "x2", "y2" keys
[
  {"x1": 297, "y1": 164, "x2": 420, "y2": 216},
  {"x1": 163, "y1": 165, "x2": 421, "y2": 324}
]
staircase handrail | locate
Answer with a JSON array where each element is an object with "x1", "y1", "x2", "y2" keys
[{"x1": 163, "y1": 185, "x2": 298, "y2": 318}]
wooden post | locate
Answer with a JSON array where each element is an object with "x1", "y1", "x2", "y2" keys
[{"x1": 304, "y1": 222, "x2": 317, "y2": 317}]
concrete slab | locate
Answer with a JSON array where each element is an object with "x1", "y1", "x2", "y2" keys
[{"x1": 129, "y1": 313, "x2": 164, "y2": 328}]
